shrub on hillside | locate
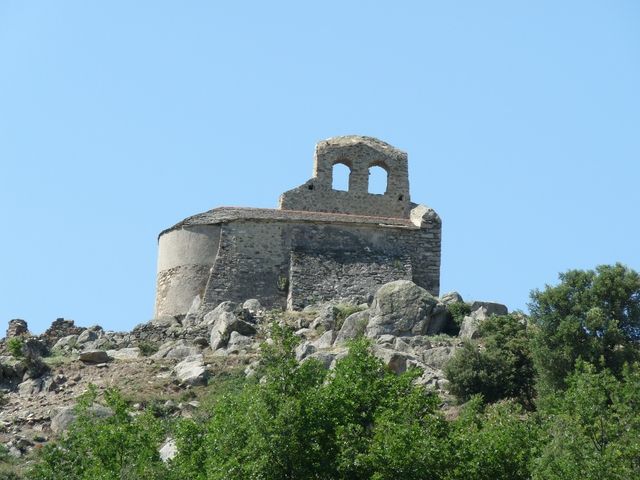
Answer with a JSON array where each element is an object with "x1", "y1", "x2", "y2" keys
[
  {"x1": 170, "y1": 326, "x2": 451, "y2": 480},
  {"x1": 447, "y1": 397, "x2": 541, "y2": 480},
  {"x1": 29, "y1": 386, "x2": 167, "y2": 479},
  {"x1": 6, "y1": 338, "x2": 23, "y2": 358},
  {"x1": 532, "y1": 362, "x2": 640, "y2": 480},
  {"x1": 444, "y1": 314, "x2": 535, "y2": 407}
]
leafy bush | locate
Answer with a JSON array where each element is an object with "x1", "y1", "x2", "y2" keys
[
  {"x1": 29, "y1": 387, "x2": 168, "y2": 479},
  {"x1": 6, "y1": 338, "x2": 23, "y2": 358},
  {"x1": 532, "y1": 362, "x2": 640, "y2": 480},
  {"x1": 445, "y1": 314, "x2": 535, "y2": 407},
  {"x1": 529, "y1": 263, "x2": 640, "y2": 393},
  {"x1": 170, "y1": 326, "x2": 450, "y2": 479},
  {"x1": 447, "y1": 397, "x2": 541, "y2": 480}
]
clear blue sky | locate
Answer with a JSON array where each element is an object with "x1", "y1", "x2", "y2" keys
[{"x1": 1, "y1": 1, "x2": 639, "y2": 334}]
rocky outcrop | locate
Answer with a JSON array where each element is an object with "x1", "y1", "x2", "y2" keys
[
  {"x1": 334, "y1": 310, "x2": 369, "y2": 346},
  {"x1": 459, "y1": 303, "x2": 508, "y2": 340},
  {"x1": 0, "y1": 279, "x2": 510, "y2": 460},
  {"x1": 174, "y1": 354, "x2": 208, "y2": 386},
  {"x1": 153, "y1": 340, "x2": 202, "y2": 360},
  {"x1": 78, "y1": 350, "x2": 110, "y2": 364},
  {"x1": 365, "y1": 280, "x2": 440, "y2": 337},
  {"x1": 207, "y1": 302, "x2": 257, "y2": 351}
]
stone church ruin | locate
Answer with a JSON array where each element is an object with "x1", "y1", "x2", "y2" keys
[{"x1": 154, "y1": 135, "x2": 442, "y2": 318}]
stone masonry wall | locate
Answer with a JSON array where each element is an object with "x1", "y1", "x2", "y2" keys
[
  {"x1": 288, "y1": 250, "x2": 413, "y2": 309},
  {"x1": 279, "y1": 136, "x2": 412, "y2": 218},
  {"x1": 155, "y1": 225, "x2": 221, "y2": 317},
  {"x1": 198, "y1": 217, "x2": 440, "y2": 314},
  {"x1": 200, "y1": 222, "x2": 290, "y2": 313}
]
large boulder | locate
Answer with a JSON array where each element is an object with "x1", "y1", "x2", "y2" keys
[
  {"x1": 182, "y1": 295, "x2": 202, "y2": 328},
  {"x1": 23, "y1": 338, "x2": 49, "y2": 359},
  {"x1": 174, "y1": 354, "x2": 208, "y2": 386},
  {"x1": 334, "y1": 310, "x2": 369, "y2": 346},
  {"x1": 207, "y1": 302, "x2": 257, "y2": 351},
  {"x1": 371, "y1": 345, "x2": 416, "y2": 374},
  {"x1": 52, "y1": 335, "x2": 79, "y2": 351},
  {"x1": 440, "y1": 291, "x2": 464, "y2": 305},
  {"x1": 242, "y1": 299, "x2": 263, "y2": 319},
  {"x1": 425, "y1": 303, "x2": 449, "y2": 335},
  {"x1": 226, "y1": 332, "x2": 254, "y2": 353},
  {"x1": 78, "y1": 350, "x2": 110, "y2": 364},
  {"x1": 421, "y1": 345, "x2": 458, "y2": 369},
  {"x1": 295, "y1": 341, "x2": 316, "y2": 361},
  {"x1": 365, "y1": 280, "x2": 439, "y2": 338},
  {"x1": 0, "y1": 356, "x2": 26, "y2": 382},
  {"x1": 18, "y1": 376, "x2": 54, "y2": 397},
  {"x1": 469, "y1": 301, "x2": 508, "y2": 317},
  {"x1": 458, "y1": 303, "x2": 507, "y2": 340},
  {"x1": 304, "y1": 351, "x2": 336, "y2": 370},
  {"x1": 312, "y1": 330, "x2": 336, "y2": 349},
  {"x1": 152, "y1": 340, "x2": 201, "y2": 360},
  {"x1": 76, "y1": 326, "x2": 104, "y2": 345}
]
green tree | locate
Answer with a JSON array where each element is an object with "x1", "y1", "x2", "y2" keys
[
  {"x1": 30, "y1": 387, "x2": 167, "y2": 480},
  {"x1": 529, "y1": 263, "x2": 640, "y2": 393},
  {"x1": 532, "y1": 362, "x2": 640, "y2": 480},
  {"x1": 447, "y1": 397, "x2": 540, "y2": 480},
  {"x1": 444, "y1": 314, "x2": 535, "y2": 406},
  {"x1": 171, "y1": 326, "x2": 450, "y2": 480}
]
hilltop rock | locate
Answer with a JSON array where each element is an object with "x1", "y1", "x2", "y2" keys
[
  {"x1": 459, "y1": 303, "x2": 509, "y2": 340},
  {"x1": 440, "y1": 292, "x2": 464, "y2": 305},
  {"x1": 469, "y1": 301, "x2": 508, "y2": 317},
  {"x1": 366, "y1": 280, "x2": 439, "y2": 337}
]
